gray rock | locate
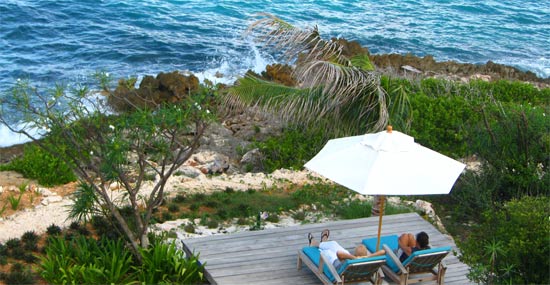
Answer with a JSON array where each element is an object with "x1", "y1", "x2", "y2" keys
[
  {"x1": 240, "y1": 148, "x2": 264, "y2": 172},
  {"x1": 176, "y1": 166, "x2": 202, "y2": 178}
]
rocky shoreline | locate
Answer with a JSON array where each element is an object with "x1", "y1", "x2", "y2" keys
[
  {"x1": 0, "y1": 52, "x2": 545, "y2": 243},
  {"x1": 1, "y1": 51, "x2": 548, "y2": 162}
]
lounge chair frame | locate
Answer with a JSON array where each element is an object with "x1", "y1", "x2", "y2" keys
[
  {"x1": 382, "y1": 244, "x2": 448, "y2": 285},
  {"x1": 297, "y1": 249, "x2": 385, "y2": 285}
]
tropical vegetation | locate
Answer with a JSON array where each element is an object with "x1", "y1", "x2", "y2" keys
[
  {"x1": 224, "y1": 14, "x2": 549, "y2": 284},
  {"x1": 0, "y1": 13, "x2": 548, "y2": 284}
]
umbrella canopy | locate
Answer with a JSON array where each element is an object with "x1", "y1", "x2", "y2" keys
[{"x1": 304, "y1": 126, "x2": 466, "y2": 249}]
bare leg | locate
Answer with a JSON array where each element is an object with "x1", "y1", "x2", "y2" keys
[{"x1": 310, "y1": 238, "x2": 320, "y2": 247}]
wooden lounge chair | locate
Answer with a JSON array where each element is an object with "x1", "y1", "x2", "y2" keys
[
  {"x1": 362, "y1": 235, "x2": 450, "y2": 285},
  {"x1": 297, "y1": 246, "x2": 386, "y2": 285}
]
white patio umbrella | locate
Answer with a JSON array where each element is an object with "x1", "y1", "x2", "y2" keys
[{"x1": 304, "y1": 126, "x2": 466, "y2": 250}]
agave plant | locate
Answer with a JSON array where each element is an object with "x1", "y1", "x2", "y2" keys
[{"x1": 224, "y1": 13, "x2": 389, "y2": 136}]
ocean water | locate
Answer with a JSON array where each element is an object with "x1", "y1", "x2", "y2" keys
[{"x1": 1, "y1": 0, "x2": 549, "y2": 146}]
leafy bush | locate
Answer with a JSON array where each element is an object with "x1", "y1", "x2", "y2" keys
[
  {"x1": 5, "y1": 238, "x2": 20, "y2": 250},
  {"x1": 137, "y1": 237, "x2": 204, "y2": 284},
  {"x1": 460, "y1": 196, "x2": 550, "y2": 284},
  {"x1": 0, "y1": 143, "x2": 76, "y2": 186},
  {"x1": 46, "y1": 224, "x2": 62, "y2": 236},
  {"x1": 20, "y1": 231, "x2": 38, "y2": 244},
  {"x1": 173, "y1": 193, "x2": 186, "y2": 203},
  {"x1": 1, "y1": 262, "x2": 34, "y2": 285},
  {"x1": 168, "y1": 203, "x2": 180, "y2": 212},
  {"x1": 468, "y1": 103, "x2": 549, "y2": 200},
  {"x1": 249, "y1": 126, "x2": 327, "y2": 172},
  {"x1": 39, "y1": 235, "x2": 135, "y2": 285}
]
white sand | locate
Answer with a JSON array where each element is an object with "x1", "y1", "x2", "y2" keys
[{"x1": 0, "y1": 169, "x2": 321, "y2": 242}]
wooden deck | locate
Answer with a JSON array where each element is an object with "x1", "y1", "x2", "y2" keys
[{"x1": 181, "y1": 213, "x2": 472, "y2": 285}]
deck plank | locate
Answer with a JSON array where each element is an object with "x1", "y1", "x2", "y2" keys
[{"x1": 181, "y1": 213, "x2": 473, "y2": 285}]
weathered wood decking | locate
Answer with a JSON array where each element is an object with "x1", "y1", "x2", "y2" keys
[{"x1": 181, "y1": 213, "x2": 472, "y2": 285}]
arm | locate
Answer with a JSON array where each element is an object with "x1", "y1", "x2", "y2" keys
[{"x1": 398, "y1": 233, "x2": 415, "y2": 256}]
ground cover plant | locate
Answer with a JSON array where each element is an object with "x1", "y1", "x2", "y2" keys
[{"x1": 153, "y1": 183, "x2": 414, "y2": 231}]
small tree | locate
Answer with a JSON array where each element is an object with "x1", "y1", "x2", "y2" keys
[{"x1": 0, "y1": 79, "x2": 214, "y2": 260}]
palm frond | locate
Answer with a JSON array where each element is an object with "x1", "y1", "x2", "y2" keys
[
  {"x1": 247, "y1": 13, "x2": 346, "y2": 65},
  {"x1": 228, "y1": 13, "x2": 390, "y2": 136}
]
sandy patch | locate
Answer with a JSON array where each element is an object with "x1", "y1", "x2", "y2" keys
[{"x1": 0, "y1": 169, "x2": 320, "y2": 242}]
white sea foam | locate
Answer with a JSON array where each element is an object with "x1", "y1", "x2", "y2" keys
[{"x1": 194, "y1": 43, "x2": 274, "y2": 85}]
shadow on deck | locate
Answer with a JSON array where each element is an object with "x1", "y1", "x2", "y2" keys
[{"x1": 181, "y1": 213, "x2": 472, "y2": 284}]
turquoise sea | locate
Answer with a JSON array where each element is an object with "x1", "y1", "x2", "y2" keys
[{"x1": 1, "y1": 0, "x2": 549, "y2": 146}]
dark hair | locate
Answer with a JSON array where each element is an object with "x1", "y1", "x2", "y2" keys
[{"x1": 416, "y1": 231, "x2": 429, "y2": 249}]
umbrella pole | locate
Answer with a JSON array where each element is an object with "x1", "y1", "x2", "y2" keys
[{"x1": 376, "y1": 195, "x2": 385, "y2": 251}]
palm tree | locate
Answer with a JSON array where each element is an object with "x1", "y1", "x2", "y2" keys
[{"x1": 224, "y1": 13, "x2": 389, "y2": 137}]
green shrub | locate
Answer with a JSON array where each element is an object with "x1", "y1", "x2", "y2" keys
[
  {"x1": 292, "y1": 211, "x2": 306, "y2": 221},
  {"x1": 46, "y1": 224, "x2": 62, "y2": 236},
  {"x1": 21, "y1": 231, "x2": 40, "y2": 251},
  {"x1": 206, "y1": 219, "x2": 219, "y2": 229},
  {"x1": 173, "y1": 193, "x2": 186, "y2": 203},
  {"x1": 408, "y1": 92, "x2": 473, "y2": 158},
  {"x1": 236, "y1": 217, "x2": 248, "y2": 225},
  {"x1": 21, "y1": 231, "x2": 38, "y2": 244},
  {"x1": 39, "y1": 235, "x2": 135, "y2": 285},
  {"x1": 249, "y1": 126, "x2": 327, "y2": 172},
  {"x1": 167, "y1": 203, "x2": 180, "y2": 213},
  {"x1": 161, "y1": 211, "x2": 173, "y2": 222},
  {"x1": 2, "y1": 262, "x2": 34, "y2": 285},
  {"x1": 0, "y1": 255, "x2": 7, "y2": 266},
  {"x1": 5, "y1": 238, "x2": 20, "y2": 250},
  {"x1": 460, "y1": 196, "x2": 550, "y2": 284},
  {"x1": 0, "y1": 143, "x2": 76, "y2": 186},
  {"x1": 266, "y1": 213, "x2": 280, "y2": 223},
  {"x1": 137, "y1": 238, "x2": 204, "y2": 284},
  {"x1": 22, "y1": 253, "x2": 37, "y2": 264},
  {"x1": 183, "y1": 223, "x2": 195, "y2": 234},
  {"x1": 0, "y1": 244, "x2": 7, "y2": 257},
  {"x1": 9, "y1": 247, "x2": 26, "y2": 260}
]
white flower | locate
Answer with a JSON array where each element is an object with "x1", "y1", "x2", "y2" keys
[
  {"x1": 260, "y1": 211, "x2": 269, "y2": 220},
  {"x1": 109, "y1": 125, "x2": 115, "y2": 131},
  {"x1": 17, "y1": 78, "x2": 21, "y2": 82},
  {"x1": 90, "y1": 151, "x2": 94, "y2": 156},
  {"x1": 206, "y1": 109, "x2": 210, "y2": 114},
  {"x1": 105, "y1": 72, "x2": 110, "y2": 77}
]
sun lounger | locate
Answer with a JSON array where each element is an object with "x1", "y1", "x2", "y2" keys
[
  {"x1": 297, "y1": 246, "x2": 386, "y2": 285},
  {"x1": 362, "y1": 235, "x2": 451, "y2": 285}
]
